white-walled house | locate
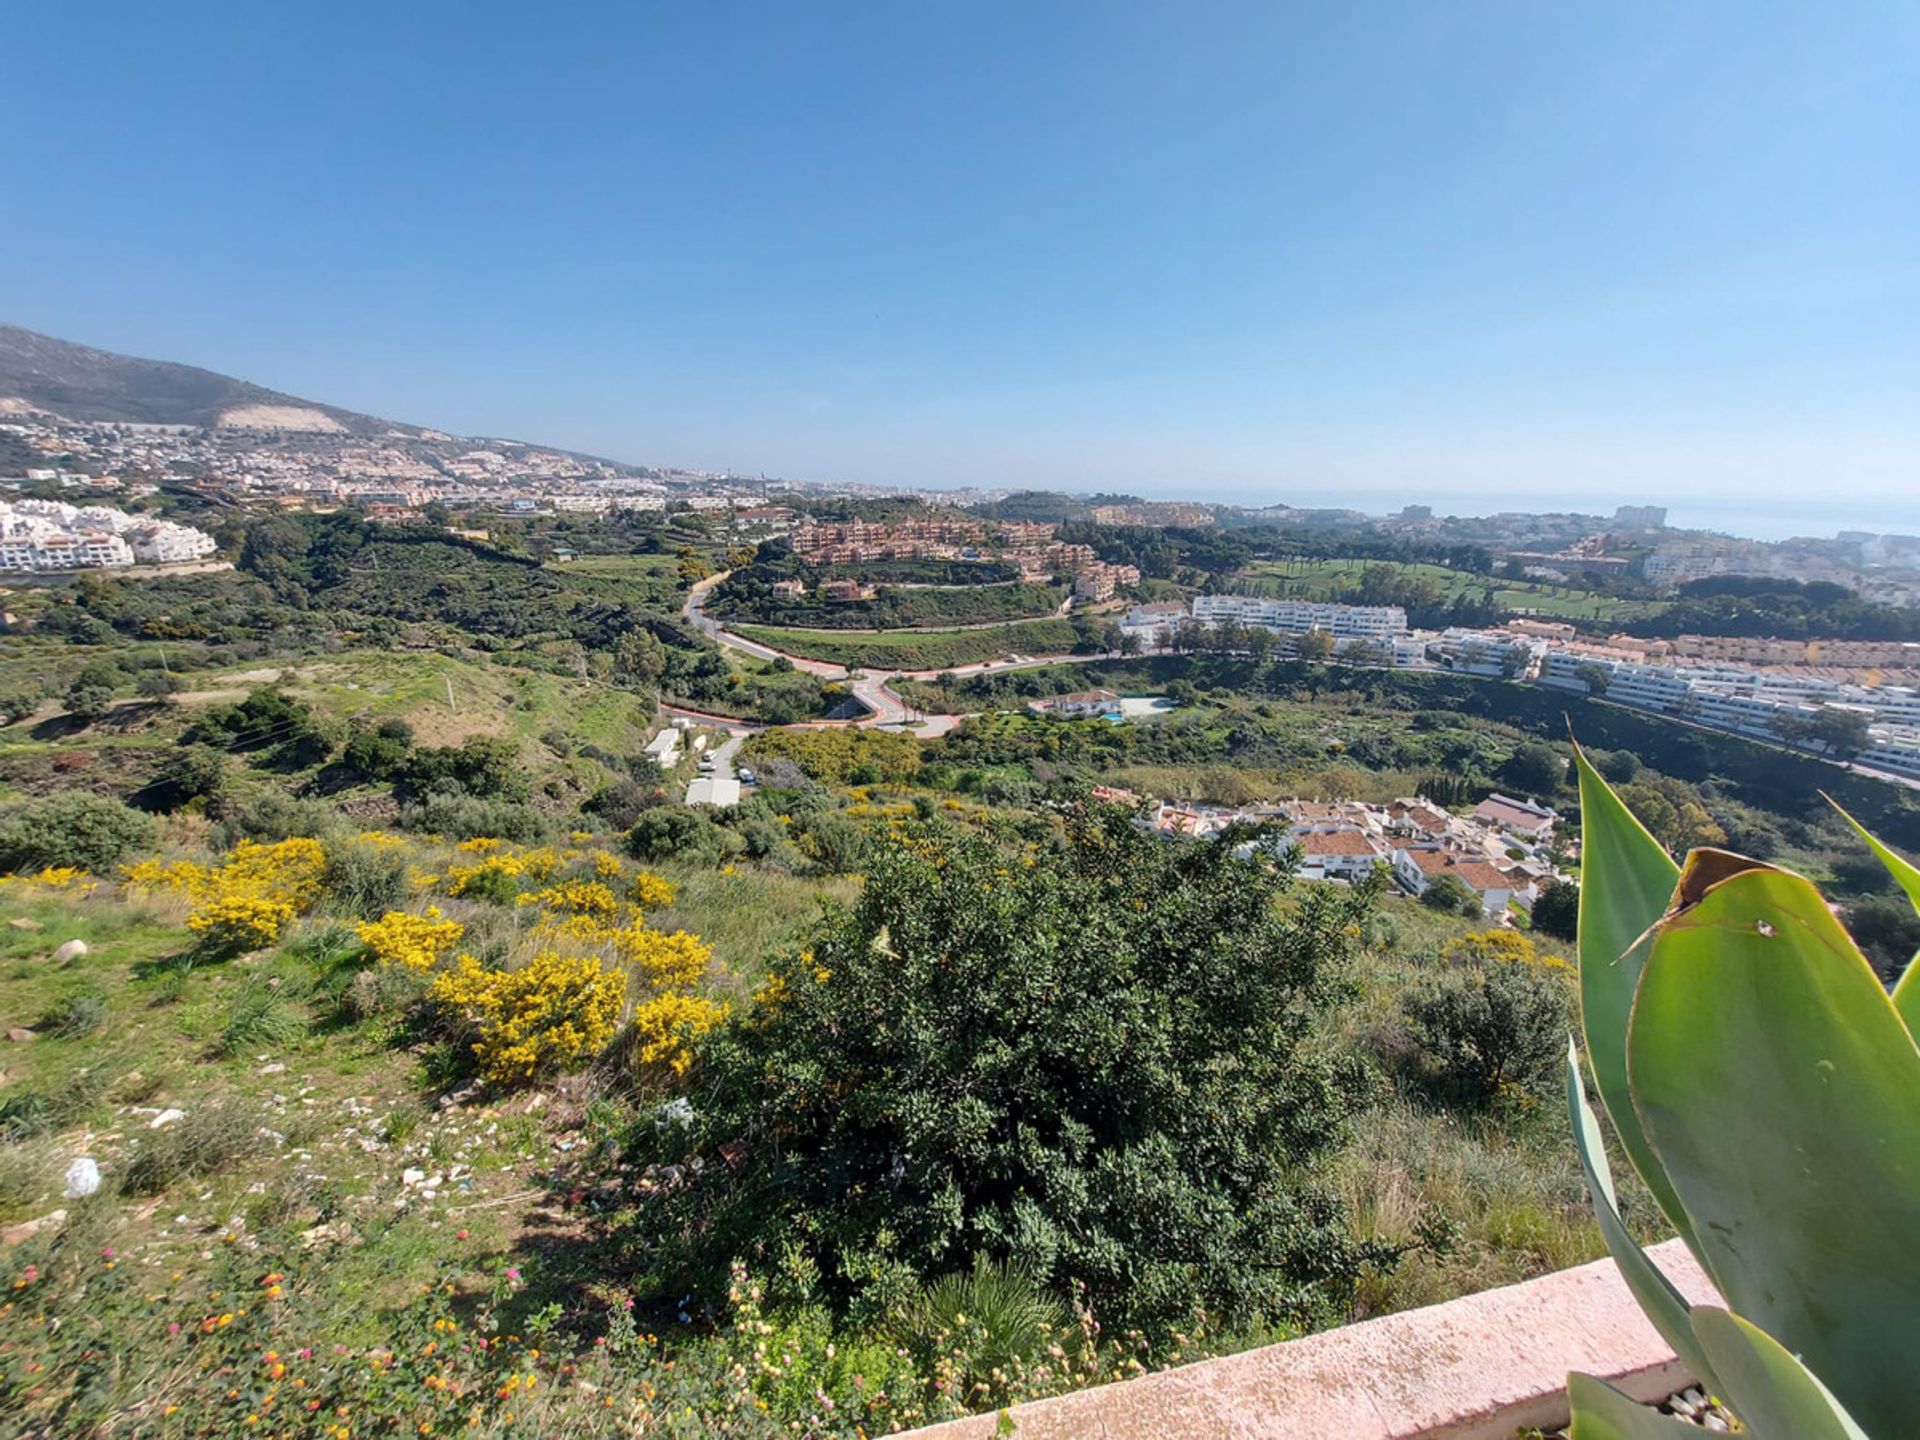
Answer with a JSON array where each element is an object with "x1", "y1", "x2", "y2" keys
[{"x1": 1393, "y1": 846, "x2": 1523, "y2": 917}]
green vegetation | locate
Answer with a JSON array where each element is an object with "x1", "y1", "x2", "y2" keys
[
  {"x1": 633, "y1": 807, "x2": 1394, "y2": 1338},
  {"x1": 710, "y1": 565, "x2": 1065, "y2": 629},
  {"x1": 0, "y1": 791, "x2": 157, "y2": 873},
  {"x1": 732, "y1": 616, "x2": 1083, "y2": 669},
  {"x1": 1241, "y1": 557, "x2": 1666, "y2": 624},
  {"x1": 1565, "y1": 752, "x2": 1920, "y2": 1437},
  {"x1": 0, "y1": 765, "x2": 1611, "y2": 1436},
  {"x1": 9, "y1": 499, "x2": 1920, "y2": 1435},
  {"x1": 1623, "y1": 573, "x2": 1920, "y2": 641}
]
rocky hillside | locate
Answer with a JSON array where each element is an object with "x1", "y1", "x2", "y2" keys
[{"x1": 0, "y1": 322, "x2": 409, "y2": 434}]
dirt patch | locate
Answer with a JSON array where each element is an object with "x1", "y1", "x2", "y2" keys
[{"x1": 216, "y1": 405, "x2": 347, "y2": 433}]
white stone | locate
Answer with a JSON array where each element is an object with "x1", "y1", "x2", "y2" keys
[
  {"x1": 63, "y1": 1158, "x2": 102, "y2": 1198},
  {"x1": 51, "y1": 939, "x2": 88, "y2": 962},
  {"x1": 148, "y1": 1108, "x2": 186, "y2": 1129},
  {"x1": 402, "y1": 1167, "x2": 426, "y2": 1187}
]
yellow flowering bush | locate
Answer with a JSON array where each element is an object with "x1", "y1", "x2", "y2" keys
[
  {"x1": 356, "y1": 907, "x2": 465, "y2": 971},
  {"x1": 628, "y1": 870, "x2": 676, "y2": 910},
  {"x1": 587, "y1": 848, "x2": 624, "y2": 880},
  {"x1": 515, "y1": 878, "x2": 621, "y2": 921},
  {"x1": 429, "y1": 951, "x2": 626, "y2": 1085},
  {"x1": 128, "y1": 837, "x2": 326, "y2": 953},
  {"x1": 353, "y1": 829, "x2": 408, "y2": 849},
  {"x1": 615, "y1": 925, "x2": 713, "y2": 991},
  {"x1": 0, "y1": 865, "x2": 96, "y2": 895},
  {"x1": 187, "y1": 893, "x2": 297, "y2": 952},
  {"x1": 442, "y1": 844, "x2": 565, "y2": 902},
  {"x1": 629, "y1": 991, "x2": 728, "y2": 1076},
  {"x1": 1442, "y1": 929, "x2": 1565, "y2": 969},
  {"x1": 218, "y1": 838, "x2": 326, "y2": 911}
]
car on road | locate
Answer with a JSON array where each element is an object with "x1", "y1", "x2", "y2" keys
[{"x1": 738, "y1": 767, "x2": 755, "y2": 785}]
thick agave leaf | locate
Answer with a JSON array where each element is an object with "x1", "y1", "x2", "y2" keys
[
  {"x1": 1572, "y1": 747, "x2": 1694, "y2": 1246},
  {"x1": 1690, "y1": 1307, "x2": 1869, "y2": 1440},
  {"x1": 1827, "y1": 797, "x2": 1920, "y2": 1029},
  {"x1": 1565, "y1": 1042, "x2": 1720, "y2": 1396},
  {"x1": 1628, "y1": 853, "x2": 1920, "y2": 1438},
  {"x1": 1566, "y1": 1374, "x2": 1707, "y2": 1439}
]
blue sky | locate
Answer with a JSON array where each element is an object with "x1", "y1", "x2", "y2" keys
[{"x1": 5, "y1": 2, "x2": 1918, "y2": 535}]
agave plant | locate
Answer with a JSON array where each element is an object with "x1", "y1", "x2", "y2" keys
[{"x1": 1566, "y1": 748, "x2": 1920, "y2": 1439}]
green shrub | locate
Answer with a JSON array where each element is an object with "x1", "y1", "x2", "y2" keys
[
  {"x1": 901, "y1": 1256, "x2": 1069, "y2": 1405},
  {"x1": 40, "y1": 993, "x2": 107, "y2": 1040},
  {"x1": 626, "y1": 807, "x2": 740, "y2": 865},
  {"x1": 1417, "y1": 872, "x2": 1481, "y2": 916},
  {"x1": 210, "y1": 789, "x2": 338, "y2": 846},
  {"x1": 320, "y1": 837, "x2": 410, "y2": 918},
  {"x1": 1528, "y1": 876, "x2": 1579, "y2": 941},
  {"x1": 0, "y1": 792, "x2": 157, "y2": 875},
  {"x1": 639, "y1": 807, "x2": 1391, "y2": 1339},
  {"x1": 343, "y1": 962, "x2": 429, "y2": 1022},
  {"x1": 218, "y1": 982, "x2": 307, "y2": 1057},
  {"x1": 400, "y1": 792, "x2": 551, "y2": 843},
  {"x1": 1403, "y1": 955, "x2": 1571, "y2": 1103}
]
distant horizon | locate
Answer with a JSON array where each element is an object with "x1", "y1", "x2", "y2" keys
[{"x1": 9, "y1": 313, "x2": 1915, "y2": 549}]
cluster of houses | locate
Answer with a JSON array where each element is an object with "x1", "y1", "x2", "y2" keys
[
  {"x1": 790, "y1": 515, "x2": 1139, "y2": 594},
  {"x1": 1094, "y1": 785, "x2": 1564, "y2": 919},
  {"x1": 0, "y1": 498, "x2": 218, "y2": 572}
]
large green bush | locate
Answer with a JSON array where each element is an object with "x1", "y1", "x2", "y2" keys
[
  {"x1": 0, "y1": 791, "x2": 157, "y2": 875},
  {"x1": 1403, "y1": 952, "x2": 1570, "y2": 1103},
  {"x1": 633, "y1": 806, "x2": 1390, "y2": 1338}
]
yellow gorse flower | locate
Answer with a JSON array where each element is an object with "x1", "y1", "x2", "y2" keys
[
  {"x1": 430, "y1": 951, "x2": 626, "y2": 1084},
  {"x1": 356, "y1": 907, "x2": 465, "y2": 972},
  {"x1": 130, "y1": 837, "x2": 325, "y2": 951}
]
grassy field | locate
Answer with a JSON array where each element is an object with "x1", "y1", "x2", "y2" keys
[
  {"x1": 731, "y1": 617, "x2": 1082, "y2": 670},
  {"x1": 1241, "y1": 558, "x2": 1667, "y2": 623}
]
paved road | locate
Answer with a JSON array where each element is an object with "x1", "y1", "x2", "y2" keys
[
  {"x1": 685, "y1": 572, "x2": 937, "y2": 730},
  {"x1": 685, "y1": 732, "x2": 745, "y2": 806}
]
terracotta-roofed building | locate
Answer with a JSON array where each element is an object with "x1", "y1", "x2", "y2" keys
[
  {"x1": 1290, "y1": 828, "x2": 1387, "y2": 882},
  {"x1": 1471, "y1": 793, "x2": 1559, "y2": 840},
  {"x1": 1392, "y1": 845, "x2": 1526, "y2": 916}
]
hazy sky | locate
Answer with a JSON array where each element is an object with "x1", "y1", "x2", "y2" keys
[{"x1": 6, "y1": 3, "x2": 1918, "y2": 535}]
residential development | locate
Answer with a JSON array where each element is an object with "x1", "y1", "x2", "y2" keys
[
  {"x1": 0, "y1": 498, "x2": 216, "y2": 572},
  {"x1": 1128, "y1": 790, "x2": 1565, "y2": 920}
]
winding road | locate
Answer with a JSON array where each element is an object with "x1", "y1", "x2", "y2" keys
[{"x1": 682, "y1": 572, "x2": 1073, "y2": 736}]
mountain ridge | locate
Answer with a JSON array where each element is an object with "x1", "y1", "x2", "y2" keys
[{"x1": 0, "y1": 322, "x2": 416, "y2": 436}]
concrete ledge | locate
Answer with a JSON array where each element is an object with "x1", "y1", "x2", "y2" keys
[{"x1": 894, "y1": 1239, "x2": 1717, "y2": 1440}]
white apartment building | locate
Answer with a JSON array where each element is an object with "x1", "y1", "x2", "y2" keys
[
  {"x1": 1190, "y1": 594, "x2": 1408, "y2": 640},
  {"x1": 1537, "y1": 645, "x2": 1920, "y2": 774},
  {"x1": 125, "y1": 521, "x2": 218, "y2": 564},
  {"x1": 0, "y1": 530, "x2": 134, "y2": 570},
  {"x1": 1432, "y1": 627, "x2": 1545, "y2": 677},
  {"x1": 1120, "y1": 600, "x2": 1189, "y2": 647},
  {"x1": 0, "y1": 499, "x2": 214, "y2": 572},
  {"x1": 1861, "y1": 728, "x2": 1920, "y2": 780}
]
